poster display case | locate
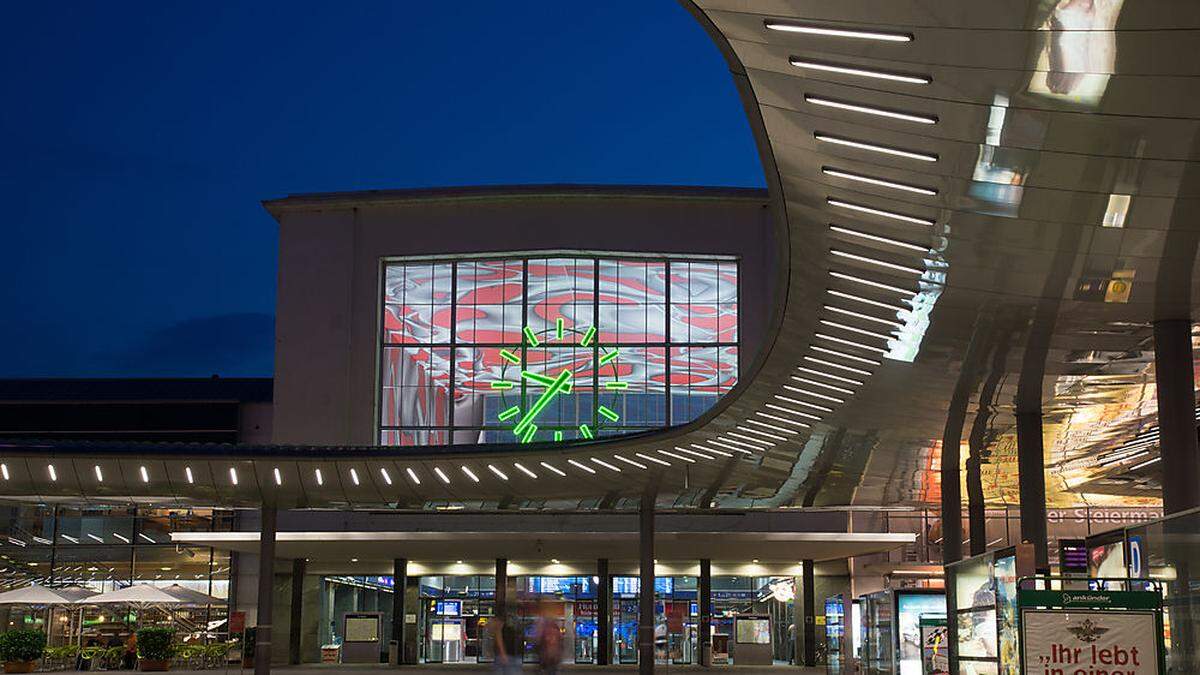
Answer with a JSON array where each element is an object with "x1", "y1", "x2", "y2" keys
[
  {"x1": 945, "y1": 544, "x2": 1034, "y2": 675},
  {"x1": 860, "y1": 588, "x2": 946, "y2": 675},
  {"x1": 825, "y1": 594, "x2": 846, "y2": 671}
]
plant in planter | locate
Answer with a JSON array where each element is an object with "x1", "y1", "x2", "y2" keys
[
  {"x1": 239, "y1": 628, "x2": 256, "y2": 669},
  {"x1": 0, "y1": 629, "x2": 46, "y2": 673},
  {"x1": 135, "y1": 627, "x2": 176, "y2": 672}
]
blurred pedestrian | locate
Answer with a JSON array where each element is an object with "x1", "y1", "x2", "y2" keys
[
  {"x1": 534, "y1": 600, "x2": 561, "y2": 675},
  {"x1": 493, "y1": 617, "x2": 519, "y2": 675}
]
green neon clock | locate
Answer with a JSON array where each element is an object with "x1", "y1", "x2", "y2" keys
[{"x1": 492, "y1": 318, "x2": 623, "y2": 443}]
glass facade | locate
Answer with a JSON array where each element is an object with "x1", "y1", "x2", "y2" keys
[
  {"x1": 0, "y1": 506, "x2": 232, "y2": 643},
  {"x1": 379, "y1": 254, "x2": 739, "y2": 445}
]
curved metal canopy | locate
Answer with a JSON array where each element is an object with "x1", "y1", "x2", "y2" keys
[{"x1": 3, "y1": 0, "x2": 1199, "y2": 510}]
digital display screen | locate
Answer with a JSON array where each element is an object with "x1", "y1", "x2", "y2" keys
[
  {"x1": 436, "y1": 600, "x2": 460, "y2": 616},
  {"x1": 735, "y1": 618, "x2": 770, "y2": 644}
]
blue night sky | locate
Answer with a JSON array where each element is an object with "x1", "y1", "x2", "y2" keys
[{"x1": 0, "y1": 2, "x2": 762, "y2": 378}]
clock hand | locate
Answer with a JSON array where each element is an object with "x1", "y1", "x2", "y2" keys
[
  {"x1": 521, "y1": 369, "x2": 572, "y2": 393},
  {"x1": 513, "y1": 369, "x2": 572, "y2": 437}
]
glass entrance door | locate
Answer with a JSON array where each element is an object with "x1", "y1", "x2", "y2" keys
[{"x1": 614, "y1": 599, "x2": 639, "y2": 664}]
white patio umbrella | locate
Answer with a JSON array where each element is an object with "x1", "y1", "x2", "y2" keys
[
  {"x1": 0, "y1": 583, "x2": 75, "y2": 605},
  {"x1": 160, "y1": 585, "x2": 221, "y2": 606},
  {"x1": 77, "y1": 584, "x2": 182, "y2": 605}
]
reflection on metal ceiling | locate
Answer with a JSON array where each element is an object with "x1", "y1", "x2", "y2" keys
[{"x1": 2, "y1": 1, "x2": 1199, "y2": 511}]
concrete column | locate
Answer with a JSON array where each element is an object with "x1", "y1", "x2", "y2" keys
[
  {"x1": 254, "y1": 505, "x2": 277, "y2": 675},
  {"x1": 638, "y1": 490, "x2": 655, "y2": 675},
  {"x1": 698, "y1": 559, "x2": 712, "y2": 667},
  {"x1": 802, "y1": 560, "x2": 815, "y2": 667},
  {"x1": 288, "y1": 558, "x2": 304, "y2": 664},
  {"x1": 597, "y1": 558, "x2": 611, "y2": 665},
  {"x1": 1154, "y1": 319, "x2": 1200, "y2": 514},
  {"x1": 1016, "y1": 411, "x2": 1050, "y2": 570},
  {"x1": 392, "y1": 558, "x2": 407, "y2": 666},
  {"x1": 492, "y1": 557, "x2": 506, "y2": 624}
]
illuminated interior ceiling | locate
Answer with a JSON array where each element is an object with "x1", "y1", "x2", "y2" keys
[{"x1": 4, "y1": 3, "x2": 1200, "y2": 511}]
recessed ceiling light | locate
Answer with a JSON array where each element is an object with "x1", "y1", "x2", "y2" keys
[
  {"x1": 815, "y1": 332, "x2": 890, "y2": 354},
  {"x1": 774, "y1": 394, "x2": 835, "y2": 412},
  {"x1": 828, "y1": 198, "x2": 935, "y2": 226},
  {"x1": 753, "y1": 412, "x2": 811, "y2": 429},
  {"x1": 613, "y1": 455, "x2": 648, "y2": 470},
  {"x1": 513, "y1": 462, "x2": 538, "y2": 479},
  {"x1": 379, "y1": 467, "x2": 393, "y2": 485},
  {"x1": 820, "y1": 319, "x2": 896, "y2": 342},
  {"x1": 1127, "y1": 456, "x2": 1162, "y2": 472},
  {"x1": 830, "y1": 249, "x2": 924, "y2": 276},
  {"x1": 48, "y1": 465, "x2": 57, "y2": 482},
  {"x1": 826, "y1": 288, "x2": 910, "y2": 312},
  {"x1": 825, "y1": 305, "x2": 903, "y2": 329},
  {"x1": 656, "y1": 449, "x2": 695, "y2": 463},
  {"x1": 797, "y1": 364, "x2": 865, "y2": 386},
  {"x1": 94, "y1": 466, "x2": 104, "y2": 483},
  {"x1": 566, "y1": 459, "x2": 597, "y2": 474},
  {"x1": 791, "y1": 375, "x2": 855, "y2": 396},
  {"x1": 737, "y1": 424, "x2": 791, "y2": 441},
  {"x1": 806, "y1": 351, "x2": 879, "y2": 372},
  {"x1": 229, "y1": 467, "x2": 238, "y2": 486},
  {"x1": 764, "y1": 20, "x2": 913, "y2": 42},
  {"x1": 822, "y1": 167, "x2": 937, "y2": 195},
  {"x1": 829, "y1": 271, "x2": 916, "y2": 296},
  {"x1": 690, "y1": 443, "x2": 734, "y2": 458},
  {"x1": 551, "y1": 559, "x2": 561, "y2": 564},
  {"x1": 315, "y1": 468, "x2": 324, "y2": 486},
  {"x1": 461, "y1": 466, "x2": 480, "y2": 483},
  {"x1": 0, "y1": 464, "x2": 8, "y2": 481},
  {"x1": 726, "y1": 431, "x2": 775, "y2": 447},
  {"x1": 764, "y1": 403, "x2": 823, "y2": 421},
  {"x1": 676, "y1": 446, "x2": 716, "y2": 460},
  {"x1": 590, "y1": 457, "x2": 622, "y2": 472},
  {"x1": 184, "y1": 466, "x2": 194, "y2": 484},
  {"x1": 351, "y1": 558, "x2": 358, "y2": 563},
  {"x1": 790, "y1": 58, "x2": 930, "y2": 84},
  {"x1": 349, "y1": 468, "x2": 360, "y2": 486},
  {"x1": 405, "y1": 467, "x2": 420, "y2": 485},
  {"x1": 806, "y1": 95, "x2": 937, "y2": 124},
  {"x1": 635, "y1": 452, "x2": 671, "y2": 467},
  {"x1": 712, "y1": 438, "x2": 758, "y2": 453},
  {"x1": 433, "y1": 467, "x2": 451, "y2": 484},
  {"x1": 487, "y1": 464, "x2": 509, "y2": 481},
  {"x1": 139, "y1": 466, "x2": 150, "y2": 483},
  {"x1": 829, "y1": 225, "x2": 929, "y2": 253},
  {"x1": 815, "y1": 133, "x2": 938, "y2": 162},
  {"x1": 540, "y1": 458, "x2": 566, "y2": 475},
  {"x1": 273, "y1": 467, "x2": 282, "y2": 486},
  {"x1": 782, "y1": 385, "x2": 846, "y2": 405}
]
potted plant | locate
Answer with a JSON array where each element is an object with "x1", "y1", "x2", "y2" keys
[
  {"x1": 0, "y1": 629, "x2": 46, "y2": 673},
  {"x1": 239, "y1": 628, "x2": 256, "y2": 669},
  {"x1": 135, "y1": 627, "x2": 176, "y2": 672}
]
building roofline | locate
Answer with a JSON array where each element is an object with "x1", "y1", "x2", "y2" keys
[
  {"x1": 262, "y1": 183, "x2": 768, "y2": 218},
  {"x1": 0, "y1": 377, "x2": 273, "y2": 403}
]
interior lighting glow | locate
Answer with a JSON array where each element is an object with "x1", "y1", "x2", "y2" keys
[
  {"x1": 764, "y1": 403, "x2": 823, "y2": 421},
  {"x1": 590, "y1": 457, "x2": 622, "y2": 473},
  {"x1": 814, "y1": 333, "x2": 890, "y2": 355},
  {"x1": 184, "y1": 466, "x2": 194, "y2": 484},
  {"x1": 709, "y1": 438, "x2": 756, "y2": 454},
  {"x1": 434, "y1": 466, "x2": 451, "y2": 483},
  {"x1": 737, "y1": 424, "x2": 789, "y2": 441},
  {"x1": 815, "y1": 133, "x2": 938, "y2": 162},
  {"x1": 829, "y1": 271, "x2": 916, "y2": 295},
  {"x1": 94, "y1": 466, "x2": 104, "y2": 482},
  {"x1": 827, "y1": 198, "x2": 935, "y2": 226},
  {"x1": 487, "y1": 464, "x2": 509, "y2": 481},
  {"x1": 1098, "y1": 450, "x2": 1149, "y2": 466},
  {"x1": 829, "y1": 225, "x2": 929, "y2": 252},
  {"x1": 379, "y1": 467, "x2": 393, "y2": 485},
  {"x1": 461, "y1": 466, "x2": 480, "y2": 482},
  {"x1": 790, "y1": 58, "x2": 929, "y2": 84},
  {"x1": 136, "y1": 466, "x2": 149, "y2": 483},
  {"x1": 808, "y1": 348, "x2": 881, "y2": 369},
  {"x1": 87, "y1": 534, "x2": 103, "y2": 543},
  {"x1": 48, "y1": 465, "x2": 57, "y2": 482},
  {"x1": 791, "y1": 375, "x2": 855, "y2": 395},
  {"x1": 349, "y1": 468, "x2": 360, "y2": 486},
  {"x1": 408, "y1": 467, "x2": 423, "y2": 485},
  {"x1": 826, "y1": 288, "x2": 910, "y2": 312},
  {"x1": 60, "y1": 534, "x2": 79, "y2": 543},
  {"x1": 315, "y1": 468, "x2": 324, "y2": 486},
  {"x1": 613, "y1": 455, "x2": 648, "y2": 470},
  {"x1": 228, "y1": 467, "x2": 238, "y2": 486},
  {"x1": 783, "y1": 385, "x2": 845, "y2": 404},
  {"x1": 690, "y1": 443, "x2": 734, "y2": 458},
  {"x1": 820, "y1": 319, "x2": 896, "y2": 342},
  {"x1": 513, "y1": 462, "x2": 538, "y2": 479},
  {"x1": 754, "y1": 412, "x2": 812, "y2": 429},
  {"x1": 727, "y1": 431, "x2": 775, "y2": 447},
  {"x1": 764, "y1": 20, "x2": 913, "y2": 42},
  {"x1": 806, "y1": 95, "x2": 937, "y2": 124},
  {"x1": 0, "y1": 464, "x2": 7, "y2": 481},
  {"x1": 830, "y1": 249, "x2": 924, "y2": 276},
  {"x1": 1127, "y1": 456, "x2": 1162, "y2": 471},
  {"x1": 774, "y1": 395, "x2": 835, "y2": 413},
  {"x1": 138, "y1": 533, "x2": 155, "y2": 543},
  {"x1": 273, "y1": 467, "x2": 282, "y2": 486},
  {"x1": 656, "y1": 449, "x2": 695, "y2": 463},
  {"x1": 797, "y1": 364, "x2": 864, "y2": 386},
  {"x1": 566, "y1": 459, "x2": 597, "y2": 474},
  {"x1": 744, "y1": 419, "x2": 798, "y2": 436},
  {"x1": 112, "y1": 533, "x2": 130, "y2": 544},
  {"x1": 539, "y1": 462, "x2": 567, "y2": 477}
]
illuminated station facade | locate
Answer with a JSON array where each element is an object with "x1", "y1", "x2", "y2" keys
[{"x1": 2, "y1": 3, "x2": 1200, "y2": 674}]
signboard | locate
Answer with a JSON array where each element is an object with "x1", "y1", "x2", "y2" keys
[
  {"x1": 920, "y1": 616, "x2": 949, "y2": 675},
  {"x1": 1019, "y1": 589, "x2": 1162, "y2": 675},
  {"x1": 344, "y1": 615, "x2": 380, "y2": 643}
]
